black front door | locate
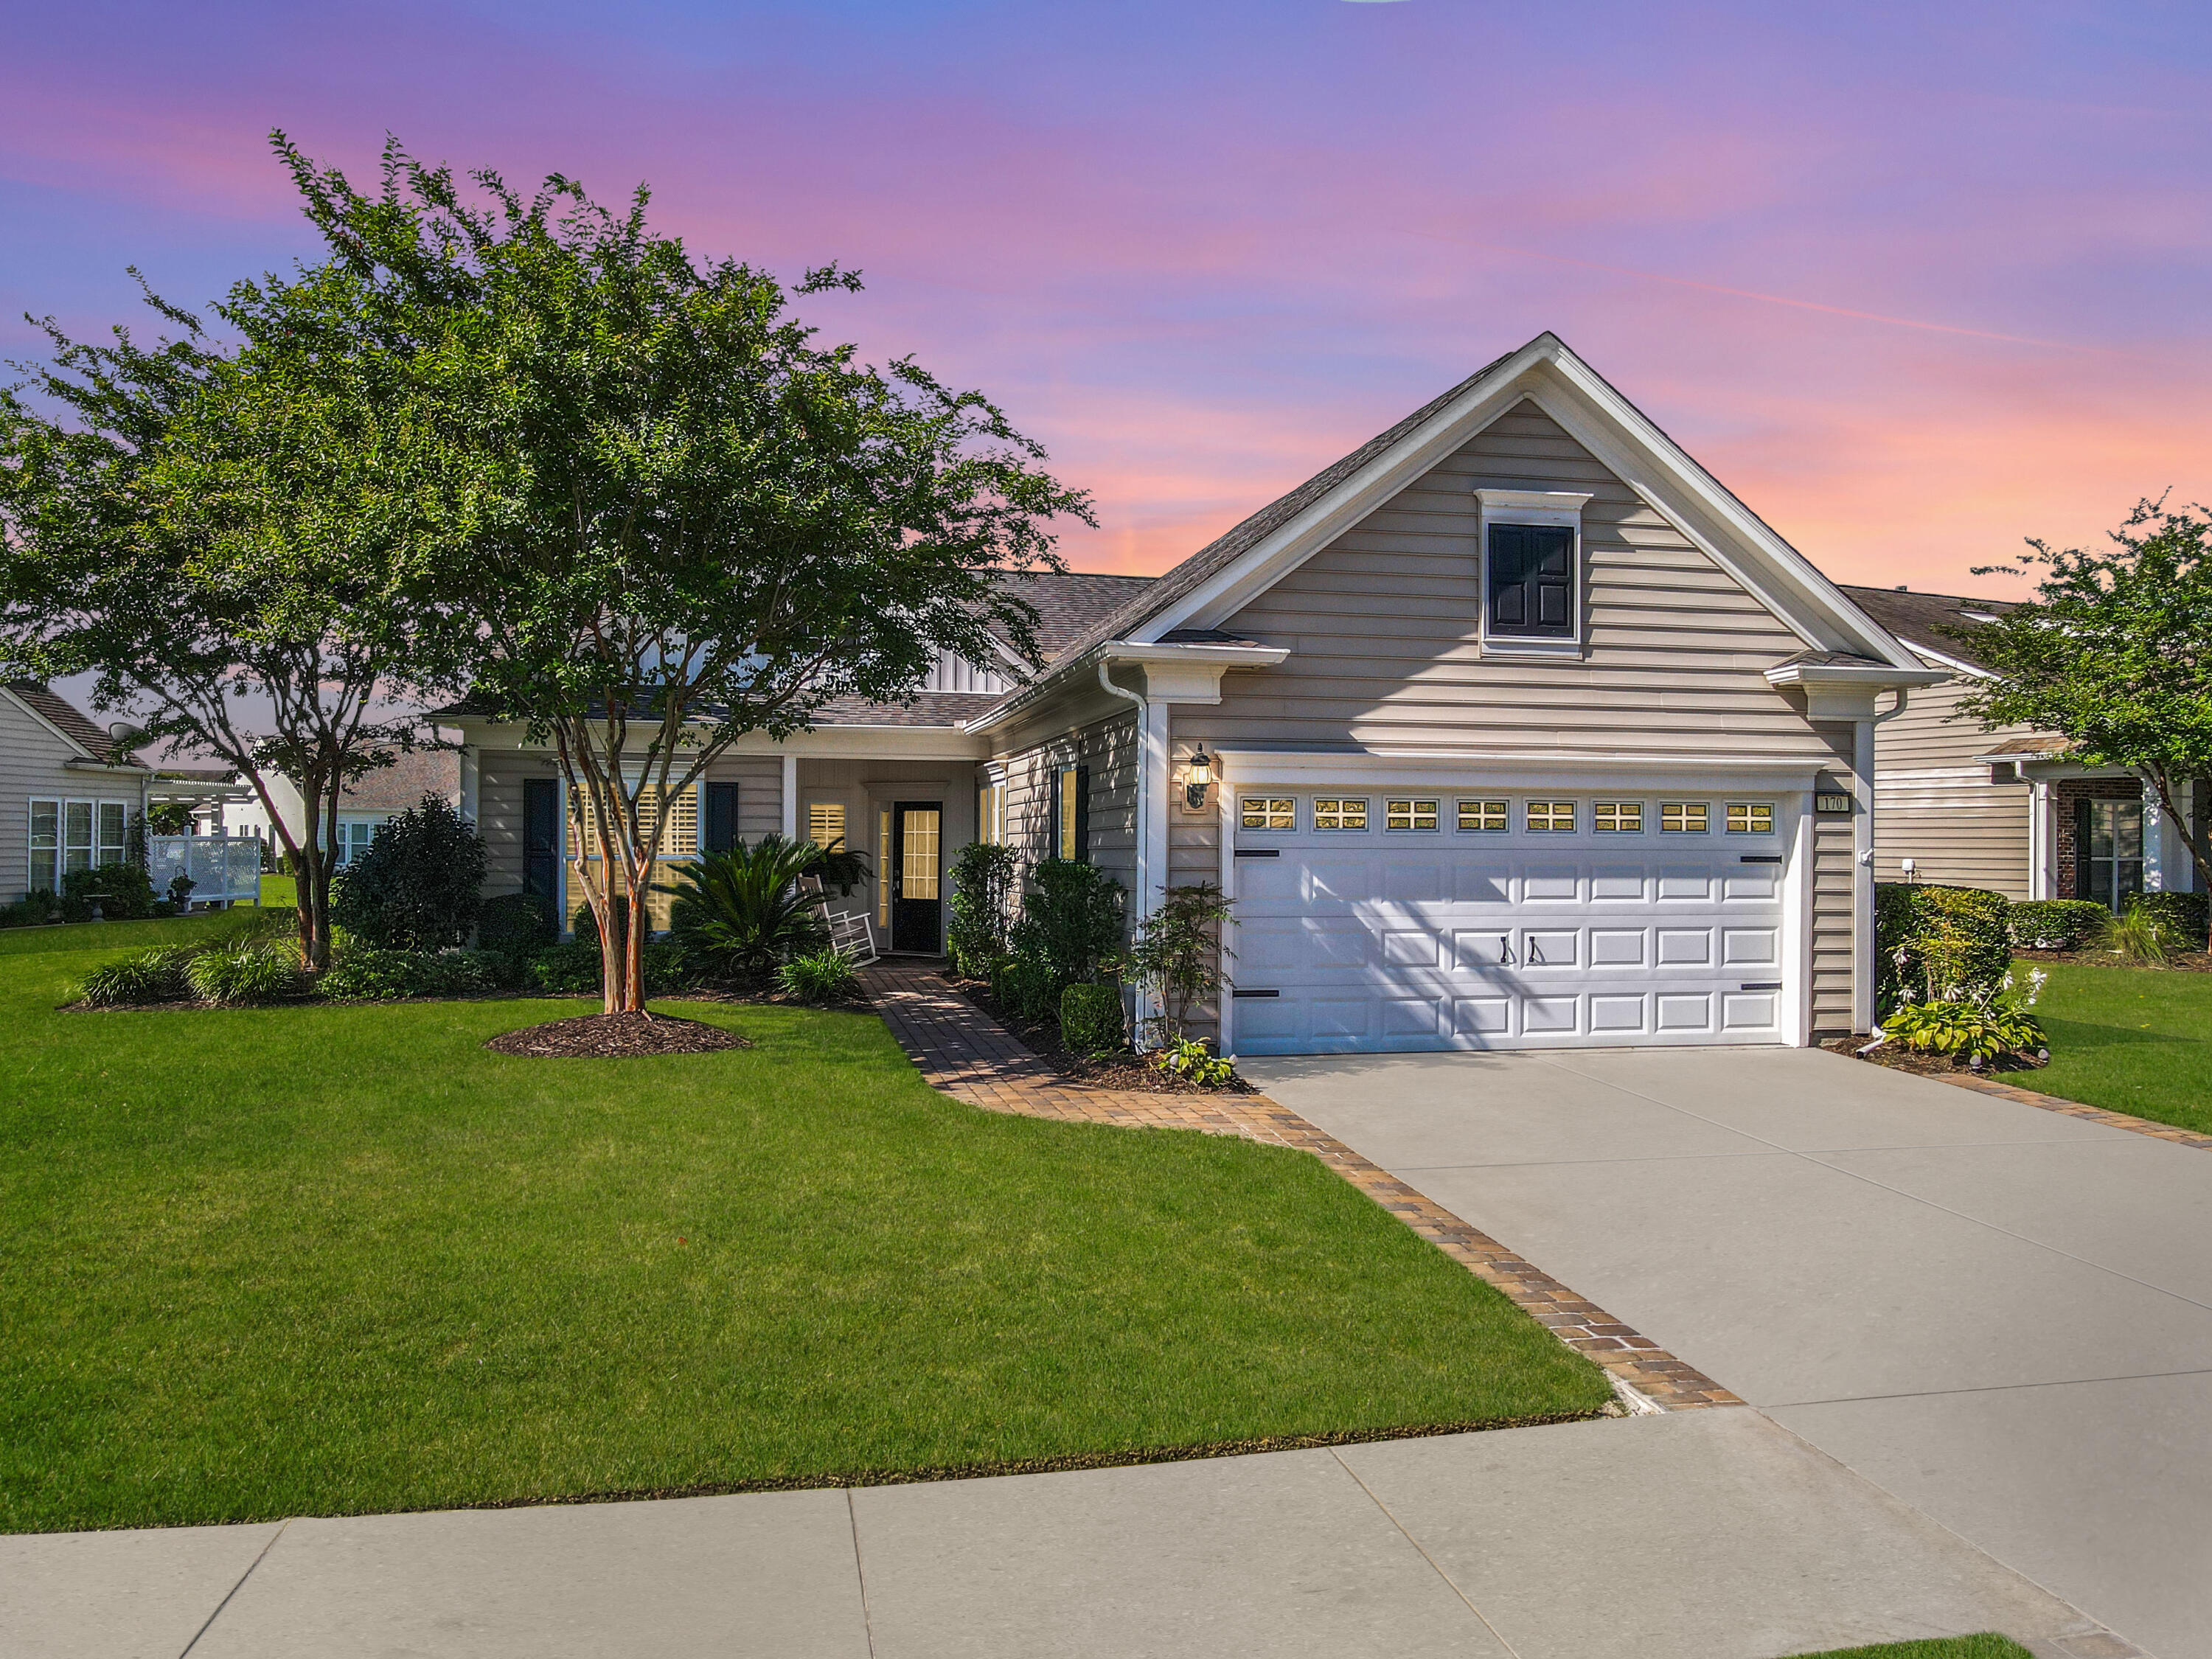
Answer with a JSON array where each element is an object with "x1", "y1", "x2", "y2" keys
[{"x1": 890, "y1": 801, "x2": 943, "y2": 953}]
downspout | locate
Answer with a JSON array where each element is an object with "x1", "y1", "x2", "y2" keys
[
  {"x1": 1096, "y1": 660, "x2": 1155, "y2": 1045},
  {"x1": 1853, "y1": 688, "x2": 1913, "y2": 1035}
]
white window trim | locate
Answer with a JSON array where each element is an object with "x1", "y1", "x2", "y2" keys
[{"x1": 1476, "y1": 488, "x2": 1593, "y2": 658}]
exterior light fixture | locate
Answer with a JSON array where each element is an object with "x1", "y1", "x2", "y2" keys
[{"x1": 1185, "y1": 746, "x2": 1213, "y2": 812}]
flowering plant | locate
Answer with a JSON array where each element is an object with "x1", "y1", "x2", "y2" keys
[{"x1": 1877, "y1": 969, "x2": 2049, "y2": 1069}]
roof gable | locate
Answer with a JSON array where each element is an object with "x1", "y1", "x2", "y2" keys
[
  {"x1": 1837, "y1": 585, "x2": 2016, "y2": 675},
  {"x1": 1036, "y1": 334, "x2": 1926, "y2": 678},
  {"x1": 3, "y1": 681, "x2": 124, "y2": 762}
]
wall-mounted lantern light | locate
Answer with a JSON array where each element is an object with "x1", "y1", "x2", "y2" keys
[{"x1": 1184, "y1": 745, "x2": 1213, "y2": 813}]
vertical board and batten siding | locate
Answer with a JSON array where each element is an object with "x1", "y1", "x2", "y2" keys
[
  {"x1": 1175, "y1": 401, "x2": 1838, "y2": 762},
  {"x1": 475, "y1": 750, "x2": 782, "y2": 901},
  {"x1": 1, "y1": 697, "x2": 141, "y2": 903},
  {"x1": 1871, "y1": 675, "x2": 2034, "y2": 899}
]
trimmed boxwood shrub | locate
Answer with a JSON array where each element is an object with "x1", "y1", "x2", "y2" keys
[
  {"x1": 521, "y1": 938, "x2": 698, "y2": 997},
  {"x1": 2008, "y1": 899, "x2": 2112, "y2": 951},
  {"x1": 990, "y1": 954, "x2": 1059, "y2": 1025},
  {"x1": 64, "y1": 862, "x2": 156, "y2": 921},
  {"x1": 2135, "y1": 891, "x2": 2209, "y2": 950},
  {"x1": 478, "y1": 892, "x2": 557, "y2": 955},
  {"x1": 1877, "y1": 883, "x2": 2011, "y2": 1009},
  {"x1": 317, "y1": 947, "x2": 509, "y2": 1001},
  {"x1": 330, "y1": 793, "x2": 485, "y2": 949},
  {"x1": 1059, "y1": 982, "x2": 1125, "y2": 1056}
]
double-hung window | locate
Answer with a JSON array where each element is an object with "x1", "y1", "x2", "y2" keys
[
  {"x1": 30, "y1": 797, "x2": 131, "y2": 891},
  {"x1": 1054, "y1": 765, "x2": 1090, "y2": 863}
]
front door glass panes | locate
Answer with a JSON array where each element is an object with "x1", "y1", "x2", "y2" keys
[{"x1": 2085, "y1": 800, "x2": 2144, "y2": 912}]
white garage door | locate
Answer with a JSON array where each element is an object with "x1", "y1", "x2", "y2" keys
[{"x1": 1229, "y1": 791, "x2": 1790, "y2": 1054}]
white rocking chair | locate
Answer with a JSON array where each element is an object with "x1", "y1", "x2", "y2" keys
[{"x1": 800, "y1": 875, "x2": 880, "y2": 966}]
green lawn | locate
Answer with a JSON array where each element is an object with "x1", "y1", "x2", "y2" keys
[
  {"x1": 1, "y1": 920, "x2": 1607, "y2": 1534},
  {"x1": 2028, "y1": 959, "x2": 2212, "y2": 1135},
  {"x1": 1784, "y1": 1635, "x2": 2034, "y2": 1659},
  {"x1": 257, "y1": 872, "x2": 296, "y2": 908}
]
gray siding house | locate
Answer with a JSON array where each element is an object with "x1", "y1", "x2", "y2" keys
[
  {"x1": 445, "y1": 335, "x2": 1941, "y2": 1054},
  {"x1": 1, "y1": 681, "x2": 149, "y2": 903},
  {"x1": 1843, "y1": 585, "x2": 2206, "y2": 908}
]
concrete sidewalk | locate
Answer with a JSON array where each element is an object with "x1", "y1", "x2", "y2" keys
[{"x1": 2, "y1": 1410, "x2": 2125, "y2": 1659}]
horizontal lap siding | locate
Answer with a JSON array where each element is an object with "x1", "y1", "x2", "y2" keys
[
  {"x1": 997, "y1": 714, "x2": 1138, "y2": 900},
  {"x1": 476, "y1": 752, "x2": 782, "y2": 899},
  {"x1": 1872, "y1": 678, "x2": 2034, "y2": 898},
  {"x1": 1, "y1": 701, "x2": 138, "y2": 903},
  {"x1": 1178, "y1": 403, "x2": 1834, "y2": 762},
  {"x1": 1811, "y1": 809, "x2": 1857, "y2": 1037}
]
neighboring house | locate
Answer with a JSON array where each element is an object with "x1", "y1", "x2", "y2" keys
[
  {"x1": 227, "y1": 747, "x2": 465, "y2": 866},
  {"x1": 1, "y1": 681, "x2": 150, "y2": 903},
  {"x1": 447, "y1": 333, "x2": 1944, "y2": 1055},
  {"x1": 1842, "y1": 585, "x2": 2207, "y2": 909}
]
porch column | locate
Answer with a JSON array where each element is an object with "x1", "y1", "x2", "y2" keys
[
  {"x1": 1852, "y1": 717, "x2": 1876, "y2": 1034},
  {"x1": 2028, "y1": 776, "x2": 2051, "y2": 900},
  {"x1": 780, "y1": 752, "x2": 798, "y2": 841}
]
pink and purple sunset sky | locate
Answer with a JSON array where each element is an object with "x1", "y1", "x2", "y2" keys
[{"x1": 5, "y1": 0, "x2": 2208, "y2": 599}]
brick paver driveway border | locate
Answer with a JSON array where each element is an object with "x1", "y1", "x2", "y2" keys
[{"x1": 861, "y1": 960, "x2": 1739, "y2": 1413}]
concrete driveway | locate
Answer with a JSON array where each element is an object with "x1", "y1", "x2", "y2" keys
[{"x1": 1244, "y1": 1046, "x2": 2212, "y2": 1659}]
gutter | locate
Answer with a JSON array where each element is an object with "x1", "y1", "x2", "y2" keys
[
  {"x1": 1095, "y1": 661, "x2": 1156, "y2": 1044},
  {"x1": 961, "y1": 639, "x2": 1289, "y2": 737}
]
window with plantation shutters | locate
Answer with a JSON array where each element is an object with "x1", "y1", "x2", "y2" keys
[{"x1": 1486, "y1": 524, "x2": 1575, "y2": 639}]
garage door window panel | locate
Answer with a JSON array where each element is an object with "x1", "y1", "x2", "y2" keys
[
  {"x1": 1457, "y1": 799, "x2": 1508, "y2": 833},
  {"x1": 1312, "y1": 797, "x2": 1368, "y2": 831},
  {"x1": 1726, "y1": 802, "x2": 1775, "y2": 835},
  {"x1": 1526, "y1": 800, "x2": 1576, "y2": 834},
  {"x1": 1661, "y1": 802, "x2": 1709, "y2": 834},
  {"x1": 1385, "y1": 799, "x2": 1438, "y2": 832},
  {"x1": 1593, "y1": 801, "x2": 1642, "y2": 834},
  {"x1": 1240, "y1": 796, "x2": 1295, "y2": 832}
]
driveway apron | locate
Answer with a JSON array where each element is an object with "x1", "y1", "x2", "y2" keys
[{"x1": 1244, "y1": 1046, "x2": 2212, "y2": 1659}]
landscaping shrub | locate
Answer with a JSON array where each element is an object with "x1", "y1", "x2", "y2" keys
[
  {"x1": 0, "y1": 894, "x2": 59, "y2": 928},
  {"x1": 316, "y1": 946, "x2": 510, "y2": 1001},
  {"x1": 1058, "y1": 982, "x2": 1126, "y2": 1056},
  {"x1": 63, "y1": 862, "x2": 156, "y2": 921},
  {"x1": 479, "y1": 891, "x2": 557, "y2": 956},
  {"x1": 990, "y1": 953, "x2": 1060, "y2": 1025},
  {"x1": 571, "y1": 895, "x2": 630, "y2": 950},
  {"x1": 2107, "y1": 902, "x2": 2168, "y2": 965},
  {"x1": 2008, "y1": 899, "x2": 2112, "y2": 950},
  {"x1": 1876, "y1": 883, "x2": 2011, "y2": 1010},
  {"x1": 77, "y1": 946, "x2": 197, "y2": 1006},
  {"x1": 330, "y1": 793, "x2": 486, "y2": 949},
  {"x1": 186, "y1": 941, "x2": 306, "y2": 1006},
  {"x1": 947, "y1": 842, "x2": 1017, "y2": 976},
  {"x1": 525, "y1": 942, "x2": 604, "y2": 995},
  {"x1": 522, "y1": 938, "x2": 696, "y2": 996},
  {"x1": 1124, "y1": 882, "x2": 1232, "y2": 1045},
  {"x1": 1015, "y1": 859, "x2": 1124, "y2": 987},
  {"x1": 777, "y1": 949, "x2": 860, "y2": 1006},
  {"x1": 2134, "y1": 890, "x2": 2209, "y2": 950},
  {"x1": 658, "y1": 837, "x2": 827, "y2": 981},
  {"x1": 1153, "y1": 1034, "x2": 1237, "y2": 1088},
  {"x1": 1881, "y1": 969, "x2": 2049, "y2": 1068}
]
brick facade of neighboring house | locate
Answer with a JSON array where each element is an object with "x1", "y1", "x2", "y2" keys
[{"x1": 2051, "y1": 775, "x2": 2151, "y2": 902}]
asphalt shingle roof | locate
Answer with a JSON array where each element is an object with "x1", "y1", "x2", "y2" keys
[
  {"x1": 1838, "y1": 585, "x2": 2018, "y2": 674},
  {"x1": 6, "y1": 681, "x2": 133, "y2": 762}
]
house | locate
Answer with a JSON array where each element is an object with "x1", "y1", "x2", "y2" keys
[
  {"x1": 1, "y1": 681, "x2": 150, "y2": 903},
  {"x1": 449, "y1": 334, "x2": 1950, "y2": 1054},
  {"x1": 220, "y1": 748, "x2": 465, "y2": 867},
  {"x1": 1842, "y1": 585, "x2": 2207, "y2": 909}
]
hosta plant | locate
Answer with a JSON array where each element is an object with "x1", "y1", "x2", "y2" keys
[
  {"x1": 1152, "y1": 1034, "x2": 1236, "y2": 1089},
  {"x1": 1879, "y1": 970, "x2": 2049, "y2": 1069}
]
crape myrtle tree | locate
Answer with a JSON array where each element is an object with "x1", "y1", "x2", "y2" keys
[
  {"x1": 275, "y1": 136, "x2": 1094, "y2": 1014},
  {"x1": 0, "y1": 267, "x2": 451, "y2": 970},
  {"x1": 1952, "y1": 498, "x2": 2212, "y2": 894}
]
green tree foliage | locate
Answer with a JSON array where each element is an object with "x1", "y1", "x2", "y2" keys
[
  {"x1": 329, "y1": 793, "x2": 486, "y2": 950},
  {"x1": 0, "y1": 260, "x2": 451, "y2": 970},
  {"x1": 1122, "y1": 881, "x2": 1233, "y2": 1045},
  {"x1": 267, "y1": 135, "x2": 1091, "y2": 1013},
  {"x1": 1955, "y1": 499, "x2": 2212, "y2": 892}
]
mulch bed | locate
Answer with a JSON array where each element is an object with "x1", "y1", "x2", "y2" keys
[
  {"x1": 2013, "y1": 947, "x2": 2212, "y2": 974},
  {"x1": 1821, "y1": 1036, "x2": 2048, "y2": 1078},
  {"x1": 484, "y1": 1011, "x2": 753, "y2": 1058},
  {"x1": 946, "y1": 975, "x2": 1256, "y2": 1095}
]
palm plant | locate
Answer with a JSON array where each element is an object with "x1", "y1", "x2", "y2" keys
[{"x1": 655, "y1": 835, "x2": 830, "y2": 981}]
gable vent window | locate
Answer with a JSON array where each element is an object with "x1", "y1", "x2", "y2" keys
[{"x1": 1477, "y1": 489, "x2": 1591, "y2": 654}]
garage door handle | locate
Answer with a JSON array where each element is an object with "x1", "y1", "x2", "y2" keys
[
  {"x1": 1234, "y1": 848, "x2": 1280, "y2": 859},
  {"x1": 1231, "y1": 988, "x2": 1280, "y2": 999},
  {"x1": 1739, "y1": 855, "x2": 1782, "y2": 864},
  {"x1": 1739, "y1": 981, "x2": 1783, "y2": 991},
  {"x1": 1498, "y1": 934, "x2": 1515, "y2": 964}
]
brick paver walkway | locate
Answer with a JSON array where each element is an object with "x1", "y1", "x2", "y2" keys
[
  {"x1": 863, "y1": 959, "x2": 1739, "y2": 1412},
  {"x1": 1931, "y1": 1068, "x2": 2212, "y2": 1149}
]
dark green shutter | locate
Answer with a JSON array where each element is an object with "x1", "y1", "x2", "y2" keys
[
  {"x1": 523, "y1": 778, "x2": 558, "y2": 900},
  {"x1": 2073, "y1": 797, "x2": 2092, "y2": 901},
  {"x1": 1074, "y1": 766, "x2": 1091, "y2": 864}
]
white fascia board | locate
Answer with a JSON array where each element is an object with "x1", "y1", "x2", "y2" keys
[
  {"x1": 960, "y1": 641, "x2": 1288, "y2": 735},
  {"x1": 1530, "y1": 352, "x2": 1927, "y2": 669},
  {"x1": 1132, "y1": 338, "x2": 1562, "y2": 641},
  {"x1": 1, "y1": 686, "x2": 100, "y2": 762},
  {"x1": 462, "y1": 718, "x2": 985, "y2": 763},
  {"x1": 63, "y1": 758, "x2": 153, "y2": 774},
  {"x1": 1907, "y1": 643, "x2": 1995, "y2": 680},
  {"x1": 1763, "y1": 662, "x2": 1951, "y2": 689}
]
